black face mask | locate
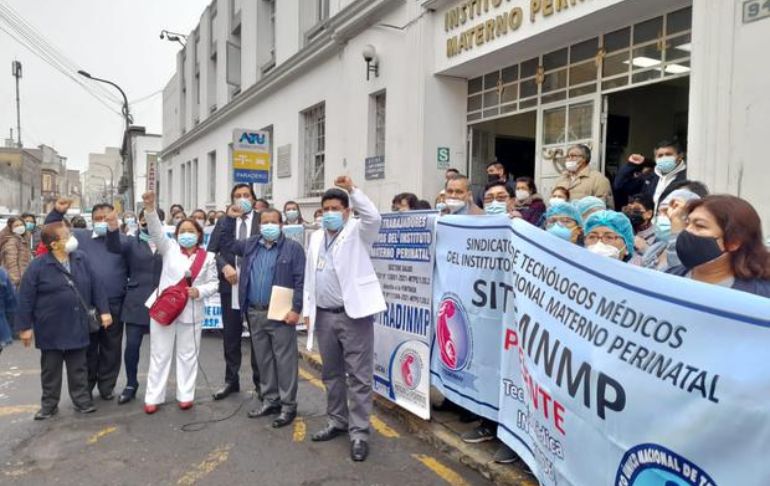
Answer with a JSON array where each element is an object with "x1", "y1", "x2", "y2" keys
[
  {"x1": 487, "y1": 173, "x2": 502, "y2": 183},
  {"x1": 675, "y1": 230, "x2": 724, "y2": 269},
  {"x1": 623, "y1": 209, "x2": 646, "y2": 231}
]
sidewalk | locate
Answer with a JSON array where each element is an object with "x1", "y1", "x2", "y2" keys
[{"x1": 296, "y1": 334, "x2": 539, "y2": 486}]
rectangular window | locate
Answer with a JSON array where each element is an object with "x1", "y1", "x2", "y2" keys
[
  {"x1": 302, "y1": 103, "x2": 326, "y2": 197},
  {"x1": 372, "y1": 91, "x2": 386, "y2": 157},
  {"x1": 207, "y1": 151, "x2": 217, "y2": 203},
  {"x1": 167, "y1": 169, "x2": 173, "y2": 207},
  {"x1": 259, "y1": 0, "x2": 277, "y2": 74},
  {"x1": 192, "y1": 158, "x2": 199, "y2": 209},
  {"x1": 180, "y1": 164, "x2": 187, "y2": 209}
]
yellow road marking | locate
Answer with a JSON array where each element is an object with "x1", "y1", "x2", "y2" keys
[
  {"x1": 87, "y1": 426, "x2": 117, "y2": 445},
  {"x1": 177, "y1": 444, "x2": 233, "y2": 486},
  {"x1": 370, "y1": 415, "x2": 400, "y2": 438},
  {"x1": 298, "y1": 367, "x2": 325, "y2": 390},
  {"x1": 412, "y1": 454, "x2": 470, "y2": 486},
  {"x1": 293, "y1": 417, "x2": 306, "y2": 442},
  {"x1": 0, "y1": 405, "x2": 38, "y2": 417}
]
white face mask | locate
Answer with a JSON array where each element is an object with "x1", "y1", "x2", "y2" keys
[
  {"x1": 565, "y1": 160, "x2": 579, "y2": 172},
  {"x1": 12, "y1": 225, "x2": 26, "y2": 236},
  {"x1": 549, "y1": 197, "x2": 566, "y2": 206},
  {"x1": 587, "y1": 241, "x2": 621, "y2": 259},
  {"x1": 515, "y1": 190, "x2": 530, "y2": 201},
  {"x1": 64, "y1": 235, "x2": 79, "y2": 254},
  {"x1": 445, "y1": 198, "x2": 466, "y2": 213}
]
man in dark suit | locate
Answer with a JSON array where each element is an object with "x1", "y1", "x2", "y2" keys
[
  {"x1": 206, "y1": 184, "x2": 264, "y2": 400},
  {"x1": 46, "y1": 198, "x2": 127, "y2": 401}
]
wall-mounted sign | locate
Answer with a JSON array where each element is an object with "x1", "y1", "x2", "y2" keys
[
  {"x1": 277, "y1": 144, "x2": 292, "y2": 178},
  {"x1": 437, "y1": 147, "x2": 451, "y2": 169},
  {"x1": 743, "y1": 0, "x2": 770, "y2": 23},
  {"x1": 365, "y1": 155, "x2": 385, "y2": 180},
  {"x1": 232, "y1": 129, "x2": 270, "y2": 184}
]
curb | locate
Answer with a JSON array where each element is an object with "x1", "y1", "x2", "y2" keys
[{"x1": 298, "y1": 347, "x2": 538, "y2": 486}]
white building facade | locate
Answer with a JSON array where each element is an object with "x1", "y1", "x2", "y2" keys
[{"x1": 160, "y1": 0, "x2": 770, "y2": 234}]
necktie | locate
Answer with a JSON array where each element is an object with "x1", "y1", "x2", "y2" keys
[{"x1": 236, "y1": 216, "x2": 247, "y2": 268}]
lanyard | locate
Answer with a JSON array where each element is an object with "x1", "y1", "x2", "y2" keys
[{"x1": 324, "y1": 230, "x2": 341, "y2": 251}]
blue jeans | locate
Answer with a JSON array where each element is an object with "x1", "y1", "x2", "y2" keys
[
  {"x1": 0, "y1": 317, "x2": 12, "y2": 345},
  {"x1": 124, "y1": 323, "x2": 148, "y2": 389}
]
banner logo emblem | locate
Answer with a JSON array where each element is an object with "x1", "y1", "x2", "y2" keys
[{"x1": 436, "y1": 294, "x2": 471, "y2": 371}]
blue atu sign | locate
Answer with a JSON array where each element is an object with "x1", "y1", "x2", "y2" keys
[{"x1": 239, "y1": 132, "x2": 266, "y2": 145}]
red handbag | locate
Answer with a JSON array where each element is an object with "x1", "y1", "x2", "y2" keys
[{"x1": 149, "y1": 249, "x2": 207, "y2": 326}]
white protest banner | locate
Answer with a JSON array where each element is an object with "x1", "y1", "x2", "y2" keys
[
  {"x1": 371, "y1": 211, "x2": 437, "y2": 419},
  {"x1": 430, "y1": 215, "x2": 514, "y2": 422},
  {"x1": 498, "y1": 218, "x2": 770, "y2": 486}
]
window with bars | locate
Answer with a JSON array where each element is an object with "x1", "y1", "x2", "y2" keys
[
  {"x1": 466, "y1": 6, "x2": 692, "y2": 123},
  {"x1": 302, "y1": 103, "x2": 326, "y2": 197}
]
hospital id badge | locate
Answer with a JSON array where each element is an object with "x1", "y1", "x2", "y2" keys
[{"x1": 317, "y1": 256, "x2": 326, "y2": 270}]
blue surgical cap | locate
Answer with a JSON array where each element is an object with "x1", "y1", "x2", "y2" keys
[
  {"x1": 584, "y1": 210, "x2": 635, "y2": 257},
  {"x1": 544, "y1": 202, "x2": 584, "y2": 227},
  {"x1": 575, "y1": 196, "x2": 607, "y2": 217}
]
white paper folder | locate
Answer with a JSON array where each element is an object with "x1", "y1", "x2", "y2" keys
[{"x1": 267, "y1": 286, "x2": 294, "y2": 321}]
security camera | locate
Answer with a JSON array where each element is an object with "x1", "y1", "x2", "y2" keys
[{"x1": 362, "y1": 45, "x2": 376, "y2": 63}]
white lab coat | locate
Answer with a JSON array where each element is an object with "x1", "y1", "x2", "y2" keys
[
  {"x1": 143, "y1": 209, "x2": 218, "y2": 405},
  {"x1": 303, "y1": 188, "x2": 386, "y2": 346}
]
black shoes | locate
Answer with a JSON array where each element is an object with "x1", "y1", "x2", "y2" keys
[
  {"x1": 100, "y1": 391, "x2": 115, "y2": 401},
  {"x1": 74, "y1": 404, "x2": 97, "y2": 414},
  {"x1": 212, "y1": 383, "x2": 239, "y2": 401},
  {"x1": 311, "y1": 424, "x2": 347, "y2": 442},
  {"x1": 272, "y1": 411, "x2": 297, "y2": 428},
  {"x1": 247, "y1": 403, "x2": 281, "y2": 419},
  {"x1": 117, "y1": 387, "x2": 137, "y2": 405},
  {"x1": 34, "y1": 407, "x2": 58, "y2": 421},
  {"x1": 350, "y1": 440, "x2": 369, "y2": 462}
]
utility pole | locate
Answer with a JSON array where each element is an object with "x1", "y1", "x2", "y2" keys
[{"x1": 11, "y1": 61, "x2": 22, "y2": 148}]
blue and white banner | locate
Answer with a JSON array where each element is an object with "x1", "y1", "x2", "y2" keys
[
  {"x1": 430, "y1": 215, "x2": 514, "y2": 422},
  {"x1": 371, "y1": 211, "x2": 438, "y2": 419},
  {"x1": 498, "y1": 218, "x2": 770, "y2": 486}
]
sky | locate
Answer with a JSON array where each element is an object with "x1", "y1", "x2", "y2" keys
[{"x1": 0, "y1": 0, "x2": 209, "y2": 171}]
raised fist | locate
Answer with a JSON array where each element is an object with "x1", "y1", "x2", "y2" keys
[
  {"x1": 142, "y1": 192, "x2": 156, "y2": 210},
  {"x1": 334, "y1": 176, "x2": 354, "y2": 192},
  {"x1": 55, "y1": 197, "x2": 73, "y2": 214}
]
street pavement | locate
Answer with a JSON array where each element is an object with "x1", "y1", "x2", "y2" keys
[{"x1": 0, "y1": 332, "x2": 490, "y2": 486}]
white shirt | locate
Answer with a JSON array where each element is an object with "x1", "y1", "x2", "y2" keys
[{"x1": 234, "y1": 211, "x2": 254, "y2": 239}]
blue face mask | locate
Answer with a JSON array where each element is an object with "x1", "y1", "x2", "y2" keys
[
  {"x1": 237, "y1": 198, "x2": 253, "y2": 214},
  {"x1": 260, "y1": 223, "x2": 281, "y2": 242},
  {"x1": 654, "y1": 215, "x2": 672, "y2": 242},
  {"x1": 93, "y1": 222, "x2": 108, "y2": 236},
  {"x1": 139, "y1": 231, "x2": 151, "y2": 243},
  {"x1": 25, "y1": 222, "x2": 35, "y2": 231},
  {"x1": 547, "y1": 223, "x2": 573, "y2": 241},
  {"x1": 323, "y1": 211, "x2": 345, "y2": 232},
  {"x1": 484, "y1": 201, "x2": 507, "y2": 215},
  {"x1": 285, "y1": 209, "x2": 299, "y2": 222},
  {"x1": 177, "y1": 232, "x2": 198, "y2": 249},
  {"x1": 656, "y1": 156, "x2": 678, "y2": 175},
  {"x1": 436, "y1": 202, "x2": 447, "y2": 212}
]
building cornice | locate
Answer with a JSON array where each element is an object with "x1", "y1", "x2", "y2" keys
[{"x1": 160, "y1": 0, "x2": 403, "y2": 159}]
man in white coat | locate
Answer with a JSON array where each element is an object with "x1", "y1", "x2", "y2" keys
[{"x1": 304, "y1": 176, "x2": 386, "y2": 462}]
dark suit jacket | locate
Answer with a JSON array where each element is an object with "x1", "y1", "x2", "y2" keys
[
  {"x1": 106, "y1": 230, "x2": 163, "y2": 326},
  {"x1": 16, "y1": 251, "x2": 109, "y2": 350},
  {"x1": 206, "y1": 210, "x2": 260, "y2": 297}
]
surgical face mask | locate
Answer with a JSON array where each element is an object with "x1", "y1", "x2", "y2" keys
[
  {"x1": 484, "y1": 201, "x2": 507, "y2": 215},
  {"x1": 436, "y1": 202, "x2": 447, "y2": 212},
  {"x1": 445, "y1": 198, "x2": 466, "y2": 214},
  {"x1": 675, "y1": 230, "x2": 724, "y2": 270},
  {"x1": 177, "y1": 232, "x2": 198, "y2": 249},
  {"x1": 654, "y1": 215, "x2": 672, "y2": 242},
  {"x1": 565, "y1": 160, "x2": 579, "y2": 172},
  {"x1": 237, "y1": 197, "x2": 253, "y2": 214},
  {"x1": 93, "y1": 221, "x2": 108, "y2": 236},
  {"x1": 139, "y1": 231, "x2": 151, "y2": 243},
  {"x1": 515, "y1": 190, "x2": 530, "y2": 202},
  {"x1": 547, "y1": 223, "x2": 573, "y2": 241},
  {"x1": 285, "y1": 209, "x2": 299, "y2": 222},
  {"x1": 25, "y1": 222, "x2": 35, "y2": 231},
  {"x1": 125, "y1": 217, "x2": 136, "y2": 226},
  {"x1": 12, "y1": 225, "x2": 26, "y2": 236},
  {"x1": 314, "y1": 217, "x2": 323, "y2": 225},
  {"x1": 322, "y1": 211, "x2": 344, "y2": 231},
  {"x1": 656, "y1": 156, "x2": 678, "y2": 175},
  {"x1": 549, "y1": 197, "x2": 566, "y2": 207},
  {"x1": 588, "y1": 241, "x2": 622, "y2": 259},
  {"x1": 260, "y1": 223, "x2": 281, "y2": 242},
  {"x1": 195, "y1": 218, "x2": 206, "y2": 227},
  {"x1": 64, "y1": 235, "x2": 78, "y2": 254}
]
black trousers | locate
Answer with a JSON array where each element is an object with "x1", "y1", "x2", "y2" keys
[
  {"x1": 41, "y1": 347, "x2": 92, "y2": 412},
  {"x1": 123, "y1": 323, "x2": 148, "y2": 389},
  {"x1": 221, "y1": 294, "x2": 259, "y2": 388},
  {"x1": 87, "y1": 303, "x2": 123, "y2": 396}
]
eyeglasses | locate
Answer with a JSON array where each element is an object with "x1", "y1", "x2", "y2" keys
[
  {"x1": 483, "y1": 194, "x2": 510, "y2": 204},
  {"x1": 547, "y1": 217, "x2": 577, "y2": 227},
  {"x1": 565, "y1": 153, "x2": 583, "y2": 160},
  {"x1": 585, "y1": 232, "x2": 622, "y2": 245}
]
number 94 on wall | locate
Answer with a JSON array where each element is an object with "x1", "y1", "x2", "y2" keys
[{"x1": 743, "y1": 0, "x2": 770, "y2": 23}]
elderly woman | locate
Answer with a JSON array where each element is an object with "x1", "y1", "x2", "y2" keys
[
  {"x1": 667, "y1": 195, "x2": 770, "y2": 298},
  {"x1": 642, "y1": 188, "x2": 701, "y2": 270},
  {"x1": 575, "y1": 196, "x2": 607, "y2": 222},
  {"x1": 510, "y1": 177, "x2": 546, "y2": 225},
  {"x1": 584, "y1": 210, "x2": 635, "y2": 262},
  {"x1": 0, "y1": 216, "x2": 32, "y2": 288},
  {"x1": 542, "y1": 202, "x2": 584, "y2": 244},
  {"x1": 16, "y1": 222, "x2": 112, "y2": 420}
]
